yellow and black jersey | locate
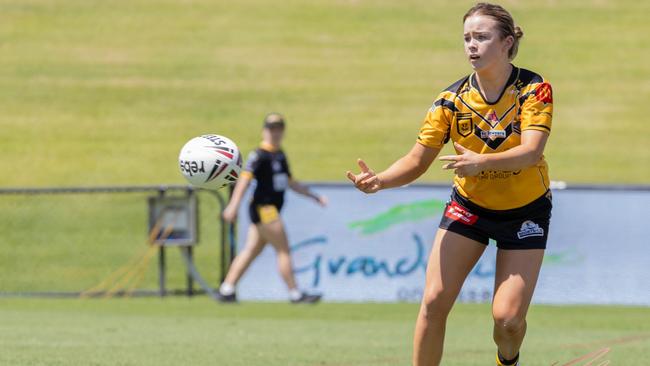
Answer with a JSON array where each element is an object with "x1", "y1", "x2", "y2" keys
[
  {"x1": 241, "y1": 142, "x2": 292, "y2": 207},
  {"x1": 418, "y1": 66, "x2": 553, "y2": 210}
]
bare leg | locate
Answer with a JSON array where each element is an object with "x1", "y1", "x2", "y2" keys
[
  {"x1": 413, "y1": 229, "x2": 486, "y2": 366},
  {"x1": 492, "y1": 249, "x2": 544, "y2": 361},
  {"x1": 256, "y1": 219, "x2": 297, "y2": 290},
  {"x1": 222, "y1": 224, "x2": 266, "y2": 286}
]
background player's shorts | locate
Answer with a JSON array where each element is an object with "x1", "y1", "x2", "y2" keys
[
  {"x1": 248, "y1": 202, "x2": 283, "y2": 225},
  {"x1": 439, "y1": 189, "x2": 552, "y2": 250}
]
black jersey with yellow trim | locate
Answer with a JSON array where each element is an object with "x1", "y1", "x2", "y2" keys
[
  {"x1": 418, "y1": 66, "x2": 553, "y2": 210},
  {"x1": 241, "y1": 142, "x2": 292, "y2": 207}
]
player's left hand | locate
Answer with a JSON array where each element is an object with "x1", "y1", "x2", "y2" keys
[
  {"x1": 316, "y1": 195, "x2": 328, "y2": 207},
  {"x1": 438, "y1": 142, "x2": 485, "y2": 178}
]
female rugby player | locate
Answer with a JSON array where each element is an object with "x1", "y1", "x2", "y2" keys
[
  {"x1": 347, "y1": 3, "x2": 553, "y2": 365},
  {"x1": 220, "y1": 113, "x2": 326, "y2": 304}
]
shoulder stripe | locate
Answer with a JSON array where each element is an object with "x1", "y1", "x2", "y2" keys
[
  {"x1": 517, "y1": 68, "x2": 544, "y2": 87},
  {"x1": 433, "y1": 98, "x2": 458, "y2": 113},
  {"x1": 443, "y1": 75, "x2": 470, "y2": 94}
]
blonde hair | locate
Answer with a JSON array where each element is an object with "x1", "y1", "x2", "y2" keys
[{"x1": 464, "y1": 3, "x2": 524, "y2": 60}]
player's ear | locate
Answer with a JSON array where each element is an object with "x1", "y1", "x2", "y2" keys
[{"x1": 503, "y1": 35, "x2": 514, "y2": 54}]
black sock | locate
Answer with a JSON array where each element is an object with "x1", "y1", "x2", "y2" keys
[{"x1": 498, "y1": 351, "x2": 519, "y2": 365}]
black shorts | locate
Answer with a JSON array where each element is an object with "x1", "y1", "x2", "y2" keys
[
  {"x1": 439, "y1": 189, "x2": 552, "y2": 250},
  {"x1": 248, "y1": 202, "x2": 283, "y2": 224}
]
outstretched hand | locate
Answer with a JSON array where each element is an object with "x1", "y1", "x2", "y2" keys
[
  {"x1": 346, "y1": 159, "x2": 382, "y2": 194},
  {"x1": 438, "y1": 142, "x2": 485, "y2": 178}
]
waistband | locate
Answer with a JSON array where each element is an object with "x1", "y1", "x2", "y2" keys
[{"x1": 451, "y1": 188, "x2": 551, "y2": 219}]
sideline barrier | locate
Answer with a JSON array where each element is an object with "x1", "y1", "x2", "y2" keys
[
  {"x1": 0, "y1": 185, "x2": 233, "y2": 298},
  {"x1": 236, "y1": 183, "x2": 650, "y2": 305}
]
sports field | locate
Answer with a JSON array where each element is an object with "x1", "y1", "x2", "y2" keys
[
  {"x1": 1, "y1": 0, "x2": 649, "y2": 186},
  {"x1": 1, "y1": 0, "x2": 649, "y2": 365},
  {"x1": 2, "y1": 299, "x2": 649, "y2": 366}
]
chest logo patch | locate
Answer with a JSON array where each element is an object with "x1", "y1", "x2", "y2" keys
[
  {"x1": 272, "y1": 160, "x2": 282, "y2": 172},
  {"x1": 456, "y1": 112, "x2": 473, "y2": 137}
]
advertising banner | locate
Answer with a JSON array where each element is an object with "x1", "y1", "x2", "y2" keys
[{"x1": 236, "y1": 184, "x2": 650, "y2": 305}]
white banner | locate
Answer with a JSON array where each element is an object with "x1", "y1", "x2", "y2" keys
[{"x1": 236, "y1": 184, "x2": 650, "y2": 305}]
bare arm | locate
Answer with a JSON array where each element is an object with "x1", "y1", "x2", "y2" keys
[
  {"x1": 289, "y1": 178, "x2": 326, "y2": 206},
  {"x1": 222, "y1": 174, "x2": 252, "y2": 222},
  {"x1": 439, "y1": 130, "x2": 549, "y2": 177},
  {"x1": 346, "y1": 142, "x2": 441, "y2": 193}
]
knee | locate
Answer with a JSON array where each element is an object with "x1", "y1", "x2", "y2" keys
[
  {"x1": 492, "y1": 309, "x2": 526, "y2": 336},
  {"x1": 420, "y1": 288, "x2": 454, "y2": 321}
]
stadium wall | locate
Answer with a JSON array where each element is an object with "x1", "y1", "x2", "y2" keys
[{"x1": 236, "y1": 183, "x2": 650, "y2": 305}]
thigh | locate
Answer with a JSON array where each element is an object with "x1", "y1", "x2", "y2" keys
[
  {"x1": 256, "y1": 219, "x2": 290, "y2": 253},
  {"x1": 243, "y1": 224, "x2": 266, "y2": 255},
  {"x1": 424, "y1": 229, "x2": 487, "y2": 304},
  {"x1": 492, "y1": 249, "x2": 544, "y2": 318}
]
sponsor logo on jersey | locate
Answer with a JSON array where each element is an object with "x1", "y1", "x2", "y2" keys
[
  {"x1": 480, "y1": 129, "x2": 507, "y2": 141},
  {"x1": 535, "y1": 82, "x2": 553, "y2": 104},
  {"x1": 517, "y1": 220, "x2": 545, "y2": 239},
  {"x1": 444, "y1": 201, "x2": 478, "y2": 225},
  {"x1": 477, "y1": 170, "x2": 519, "y2": 180},
  {"x1": 272, "y1": 160, "x2": 282, "y2": 172}
]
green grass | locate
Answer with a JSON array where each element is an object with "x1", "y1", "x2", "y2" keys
[
  {"x1": 0, "y1": 191, "x2": 225, "y2": 293},
  {"x1": 0, "y1": 0, "x2": 649, "y2": 186},
  {"x1": 0, "y1": 299, "x2": 648, "y2": 366}
]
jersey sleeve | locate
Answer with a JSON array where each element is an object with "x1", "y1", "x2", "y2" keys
[
  {"x1": 241, "y1": 151, "x2": 260, "y2": 179},
  {"x1": 417, "y1": 94, "x2": 453, "y2": 149},
  {"x1": 520, "y1": 81, "x2": 553, "y2": 134}
]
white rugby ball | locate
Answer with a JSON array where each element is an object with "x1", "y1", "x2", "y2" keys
[{"x1": 178, "y1": 134, "x2": 242, "y2": 190}]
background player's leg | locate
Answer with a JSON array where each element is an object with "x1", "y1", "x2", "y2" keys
[
  {"x1": 491, "y1": 248, "x2": 544, "y2": 363},
  {"x1": 222, "y1": 224, "x2": 266, "y2": 288},
  {"x1": 256, "y1": 218, "x2": 298, "y2": 291},
  {"x1": 414, "y1": 229, "x2": 486, "y2": 366}
]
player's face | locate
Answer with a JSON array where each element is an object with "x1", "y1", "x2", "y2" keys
[
  {"x1": 463, "y1": 15, "x2": 513, "y2": 71},
  {"x1": 263, "y1": 126, "x2": 285, "y2": 146}
]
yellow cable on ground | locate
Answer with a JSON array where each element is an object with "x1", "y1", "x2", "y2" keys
[
  {"x1": 123, "y1": 247, "x2": 157, "y2": 297},
  {"x1": 79, "y1": 244, "x2": 154, "y2": 298},
  {"x1": 80, "y1": 210, "x2": 176, "y2": 299},
  {"x1": 123, "y1": 221, "x2": 180, "y2": 297},
  {"x1": 103, "y1": 245, "x2": 158, "y2": 298},
  {"x1": 102, "y1": 219, "x2": 177, "y2": 299}
]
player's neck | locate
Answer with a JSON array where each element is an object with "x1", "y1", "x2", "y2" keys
[
  {"x1": 260, "y1": 141, "x2": 280, "y2": 152},
  {"x1": 474, "y1": 62, "x2": 513, "y2": 102}
]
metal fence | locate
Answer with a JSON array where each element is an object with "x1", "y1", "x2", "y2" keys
[{"x1": 0, "y1": 185, "x2": 235, "y2": 297}]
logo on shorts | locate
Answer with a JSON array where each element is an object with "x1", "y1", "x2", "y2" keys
[
  {"x1": 444, "y1": 201, "x2": 478, "y2": 225},
  {"x1": 517, "y1": 220, "x2": 544, "y2": 239}
]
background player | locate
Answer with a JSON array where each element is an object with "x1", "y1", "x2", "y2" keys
[
  {"x1": 220, "y1": 113, "x2": 327, "y2": 304},
  {"x1": 347, "y1": 3, "x2": 553, "y2": 365}
]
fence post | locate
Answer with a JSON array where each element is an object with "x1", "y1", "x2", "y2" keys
[{"x1": 158, "y1": 246, "x2": 166, "y2": 297}]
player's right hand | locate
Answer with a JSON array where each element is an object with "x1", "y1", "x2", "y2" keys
[
  {"x1": 222, "y1": 204, "x2": 238, "y2": 223},
  {"x1": 346, "y1": 159, "x2": 382, "y2": 194}
]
